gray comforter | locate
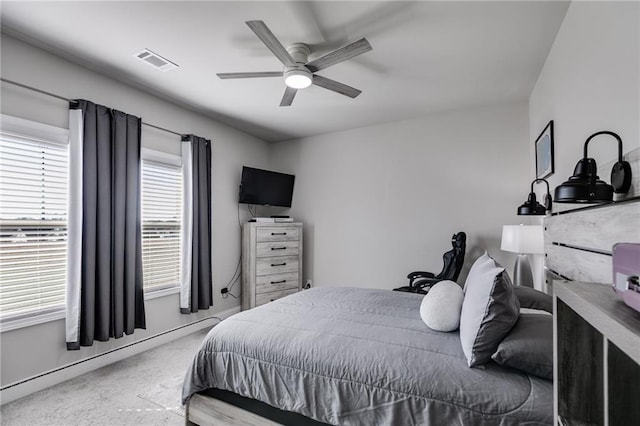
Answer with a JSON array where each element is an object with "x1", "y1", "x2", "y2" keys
[{"x1": 182, "y1": 287, "x2": 552, "y2": 425}]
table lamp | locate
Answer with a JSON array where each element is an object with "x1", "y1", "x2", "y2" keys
[{"x1": 501, "y1": 225, "x2": 544, "y2": 287}]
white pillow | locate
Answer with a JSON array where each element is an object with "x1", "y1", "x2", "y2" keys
[
  {"x1": 420, "y1": 280, "x2": 464, "y2": 332},
  {"x1": 459, "y1": 252, "x2": 520, "y2": 367}
]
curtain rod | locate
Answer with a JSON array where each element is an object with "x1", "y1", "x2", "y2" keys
[{"x1": 1, "y1": 77, "x2": 185, "y2": 138}]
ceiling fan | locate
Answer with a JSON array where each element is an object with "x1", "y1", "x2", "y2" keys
[{"x1": 217, "y1": 20, "x2": 372, "y2": 107}]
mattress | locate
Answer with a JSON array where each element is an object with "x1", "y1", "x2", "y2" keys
[{"x1": 182, "y1": 287, "x2": 553, "y2": 425}]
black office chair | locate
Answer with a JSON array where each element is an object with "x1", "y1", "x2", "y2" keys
[{"x1": 394, "y1": 232, "x2": 466, "y2": 294}]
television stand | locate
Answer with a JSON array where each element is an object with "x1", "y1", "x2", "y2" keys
[{"x1": 249, "y1": 217, "x2": 293, "y2": 223}]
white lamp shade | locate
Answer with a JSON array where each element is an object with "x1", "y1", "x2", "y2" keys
[{"x1": 501, "y1": 225, "x2": 544, "y2": 254}]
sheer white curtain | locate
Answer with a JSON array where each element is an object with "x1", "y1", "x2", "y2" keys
[{"x1": 180, "y1": 135, "x2": 212, "y2": 313}]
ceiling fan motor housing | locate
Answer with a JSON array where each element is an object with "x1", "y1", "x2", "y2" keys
[
  {"x1": 284, "y1": 43, "x2": 313, "y2": 89},
  {"x1": 287, "y1": 42, "x2": 310, "y2": 64}
]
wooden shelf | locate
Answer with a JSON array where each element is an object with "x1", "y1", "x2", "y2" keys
[
  {"x1": 551, "y1": 195, "x2": 640, "y2": 216},
  {"x1": 554, "y1": 281, "x2": 640, "y2": 363},
  {"x1": 554, "y1": 281, "x2": 640, "y2": 425}
]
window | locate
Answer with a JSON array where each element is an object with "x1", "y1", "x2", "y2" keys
[
  {"x1": 0, "y1": 117, "x2": 182, "y2": 329},
  {"x1": 141, "y1": 152, "x2": 182, "y2": 291},
  {"x1": 0, "y1": 116, "x2": 69, "y2": 323}
]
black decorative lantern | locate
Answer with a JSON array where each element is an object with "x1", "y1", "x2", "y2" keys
[
  {"x1": 554, "y1": 131, "x2": 632, "y2": 203},
  {"x1": 518, "y1": 179, "x2": 552, "y2": 215}
]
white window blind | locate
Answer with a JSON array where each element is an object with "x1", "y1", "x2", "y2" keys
[
  {"x1": 141, "y1": 159, "x2": 182, "y2": 291},
  {"x1": 0, "y1": 132, "x2": 69, "y2": 320}
]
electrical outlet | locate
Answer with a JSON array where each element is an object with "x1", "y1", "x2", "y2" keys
[{"x1": 304, "y1": 280, "x2": 312, "y2": 289}]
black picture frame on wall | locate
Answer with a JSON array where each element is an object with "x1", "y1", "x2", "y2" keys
[{"x1": 535, "y1": 120, "x2": 554, "y2": 179}]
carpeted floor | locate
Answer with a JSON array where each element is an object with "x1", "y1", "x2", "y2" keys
[{"x1": 0, "y1": 329, "x2": 210, "y2": 426}]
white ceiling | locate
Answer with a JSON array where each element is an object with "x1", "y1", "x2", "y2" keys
[{"x1": 1, "y1": 1, "x2": 569, "y2": 142}]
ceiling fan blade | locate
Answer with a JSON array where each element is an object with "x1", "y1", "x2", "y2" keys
[
  {"x1": 217, "y1": 72, "x2": 283, "y2": 79},
  {"x1": 246, "y1": 20, "x2": 296, "y2": 67},
  {"x1": 280, "y1": 86, "x2": 297, "y2": 107},
  {"x1": 305, "y1": 38, "x2": 372, "y2": 73},
  {"x1": 312, "y1": 75, "x2": 362, "y2": 98}
]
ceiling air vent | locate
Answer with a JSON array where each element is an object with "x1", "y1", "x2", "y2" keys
[{"x1": 134, "y1": 48, "x2": 178, "y2": 72}]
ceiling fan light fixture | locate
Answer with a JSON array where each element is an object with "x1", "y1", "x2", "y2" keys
[
  {"x1": 284, "y1": 68, "x2": 312, "y2": 89},
  {"x1": 219, "y1": 21, "x2": 371, "y2": 106}
]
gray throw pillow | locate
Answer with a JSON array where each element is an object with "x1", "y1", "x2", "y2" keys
[
  {"x1": 514, "y1": 286, "x2": 552, "y2": 313},
  {"x1": 460, "y1": 252, "x2": 520, "y2": 367},
  {"x1": 492, "y1": 313, "x2": 553, "y2": 380}
]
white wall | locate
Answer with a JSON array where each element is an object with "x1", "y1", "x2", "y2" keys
[
  {"x1": 0, "y1": 34, "x2": 269, "y2": 389},
  {"x1": 529, "y1": 1, "x2": 640, "y2": 198},
  {"x1": 270, "y1": 102, "x2": 531, "y2": 290}
]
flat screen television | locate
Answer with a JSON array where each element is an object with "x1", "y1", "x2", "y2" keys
[{"x1": 238, "y1": 166, "x2": 295, "y2": 208}]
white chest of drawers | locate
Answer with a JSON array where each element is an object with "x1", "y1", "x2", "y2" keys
[{"x1": 241, "y1": 222, "x2": 303, "y2": 310}]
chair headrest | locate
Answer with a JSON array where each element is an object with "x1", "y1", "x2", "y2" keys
[{"x1": 451, "y1": 232, "x2": 466, "y2": 249}]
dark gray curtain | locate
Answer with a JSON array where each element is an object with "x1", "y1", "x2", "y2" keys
[
  {"x1": 181, "y1": 135, "x2": 213, "y2": 313},
  {"x1": 67, "y1": 99, "x2": 145, "y2": 350}
]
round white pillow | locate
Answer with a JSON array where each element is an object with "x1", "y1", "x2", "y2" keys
[{"x1": 420, "y1": 280, "x2": 464, "y2": 332}]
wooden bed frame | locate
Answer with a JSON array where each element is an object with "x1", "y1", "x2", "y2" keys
[
  {"x1": 543, "y1": 146, "x2": 639, "y2": 288},
  {"x1": 186, "y1": 393, "x2": 280, "y2": 426},
  {"x1": 185, "y1": 387, "x2": 328, "y2": 426}
]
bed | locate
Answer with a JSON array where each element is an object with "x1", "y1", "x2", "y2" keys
[{"x1": 182, "y1": 287, "x2": 553, "y2": 425}]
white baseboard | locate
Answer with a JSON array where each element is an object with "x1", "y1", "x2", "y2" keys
[{"x1": 0, "y1": 306, "x2": 240, "y2": 405}]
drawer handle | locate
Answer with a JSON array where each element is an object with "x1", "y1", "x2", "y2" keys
[
  {"x1": 271, "y1": 232, "x2": 287, "y2": 236},
  {"x1": 271, "y1": 247, "x2": 287, "y2": 251},
  {"x1": 271, "y1": 262, "x2": 287, "y2": 267},
  {"x1": 270, "y1": 280, "x2": 286, "y2": 284}
]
